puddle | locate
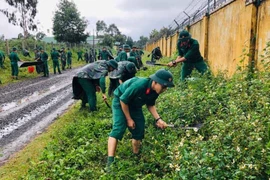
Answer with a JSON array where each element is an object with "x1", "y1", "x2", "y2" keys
[{"x1": 0, "y1": 93, "x2": 68, "y2": 139}]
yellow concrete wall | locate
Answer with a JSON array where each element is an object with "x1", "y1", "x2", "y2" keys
[
  {"x1": 256, "y1": 0, "x2": 270, "y2": 70},
  {"x1": 208, "y1": 0, "x2": 254, "y2": 77},
  {"x1": 189, "y1": 19, "x2": 206, "y2": 59},
  {"x1": 162, "y1": 37, "x2": 167, "y2": 56},
  {"x1": 167, "y1": 36, "x2": 171, "y2": 57},
  {"x1": 145, "y1": 0, "x2": 270, "y2": 76}
]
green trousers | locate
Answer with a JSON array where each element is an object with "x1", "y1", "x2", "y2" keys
[
  {"x1": 61, "y1": 60, "x2": 66, "y2": 70},
  {"x1": 78, "y1": 56, "x2": 83, "y2": 61},
  {"x1": 11, "y1": 62, "x2": 18, "y2": 76},
  {"x1": 77, "y1": 78, "x2": 97, "y2": 111},
  {"x1": 53, "y1": 60, "x2": 61, "y2": 74},
  {"x1": 109, "y1": 97, "x2": 145, "y2": 140},
  {"x1": 43, "y1": 61, "x2": 49, "y2": 77},
  {"x1": 67, "y1": 58, "x2": 72, "y2": 68},
  {"x1": 181, "y1": 61, "x2": 208, "y2": 81}
]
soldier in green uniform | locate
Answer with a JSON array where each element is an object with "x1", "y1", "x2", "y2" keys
[
  {"x1": 0, "y1": 50, "x2": 5, "y2": 69},
  {"x1": 99, "y1": 47, "x2": 111, "y2": 60},
  {"x1": 61, "y1": 48, "x2": 67, "y2": 71},
  {"x1": 148, "y1": 46, "x2": 162, "y2": 62},
  {"x1": 167, "y1": 30, "x2": 208, "y2": 81},
  {"x1": 117, "y1": 46, "x2": 123, "y2": 56},
  {"x1": 116, "y1": 44, "x2": 130, "y2": 62},
  {"x1": 108, "y1": 61, "x2": 137, "y2": 97},
  {"x1": 130, "y1": 45, "x2": 140, "y2": 69},
  {"x1": 34, "y1": 48, "x2": 43, "y2": 74},
  {"x1": 127, "y1": 56, "x2": 140, "y2": 69},
  {"x1": 72, "y1": 60, "x2": 118, "y2": 112},
  {"x1": 40, "y1": 47, "x2": 49, "y2": 77},
  {"x1": 51, "y1": 48, "x2": 61, "y2": 74},
  {"x1": 107, "y1": 69, "x2": 174, "y2": 167},
  {"x1": 77, "y1": 50, "x2": 83, "y2": 61},
  {"x1": 9, "y1": 47, "x2": 21, "y2": 79},
  {"x1": 67, "y1": 48, "x2": 72, "y2": 69},
  {"x1": 84, "y1": 50, "x2": 89, "y2": 63},
  {"x1": 136, "y1": 47, "x2": 144, "y2": 68}
]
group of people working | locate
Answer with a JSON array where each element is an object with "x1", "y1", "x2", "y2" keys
[{"x1": 71, "y1": 30, "x2": 209, "y2": 170}]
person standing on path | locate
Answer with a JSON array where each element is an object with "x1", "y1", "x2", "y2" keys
[
  {"x1": 107, "y1": 69, "x2": 174, "y2": 167},
  {"x1": 0, "y1": 50, "x2": 6, "y2": 69},
  {"x1": 61, "y1": 48, "x2": 67, "y2": 71},
  {"x1": 67, "y1": 48, "x2": 72, "y2": 69},
  {"x1": 40, "y1": 47, "x2": 49, "y2": 77},
  {"x1": 167, "y1": 30, "x2": 208, "y2": 81},
  {"x1": 77, "y1": 50, "x2": 83, "y2": 61},
  {"x1": 9, "y1": 47, "x2": 21, "y2": 80},
  {"x1": 51, "y1": 48, "x2": 61, "y2": 74}
]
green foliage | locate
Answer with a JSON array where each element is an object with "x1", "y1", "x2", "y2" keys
[
  {"x1": 22, "y1": 53, "x2": 270, "y2": 179},
  {"x1": 53, "y1": 0, "x2": 88, "y2": 44},
  {"x1": 126, "y1": 36, "x2": 134, "y2": 47}
]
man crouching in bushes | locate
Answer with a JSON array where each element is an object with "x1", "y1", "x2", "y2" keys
[{"x1": 107, "y1": 69, "x2": 175, "y2": 168}]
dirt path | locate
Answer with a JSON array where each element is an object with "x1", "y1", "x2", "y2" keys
[{"x1": 0, "y1": 68, "x2": 81, "y2": 164}]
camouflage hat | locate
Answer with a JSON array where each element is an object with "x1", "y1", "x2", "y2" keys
[
  {"x1": 126, "y1": 62, "x2": 137, "y2": 74},
  {"x1": 108, "y1": 60, "x2": 118, "y2": 69},
  {"x1": 150, "y1": 69, "x2": 174, "y2": 87}
]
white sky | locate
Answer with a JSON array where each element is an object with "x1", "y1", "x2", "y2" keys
[{"x1": 0, "y1": 0, "x2": 193, "y2": 41}]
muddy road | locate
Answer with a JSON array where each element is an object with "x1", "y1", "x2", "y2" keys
[{"x1": 0, "y1": 67, "x2": 81, "y2": 164}]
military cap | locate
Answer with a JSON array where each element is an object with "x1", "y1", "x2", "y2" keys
[
  {"x1": 108, "y1": 59, "x2": 118, "y2": 69},
  {"x1": 179, "y1": 30, "x2": 191, "y2": 38},
  {"x1": 123, "y1": 44, "x2": 130, "y2": 50},
  {"x1": 126, "y1": 62, "x2": 137, "y2": 74},
  {"x1": 150, "y1": 69, "x2": 174, "y2": 87}
]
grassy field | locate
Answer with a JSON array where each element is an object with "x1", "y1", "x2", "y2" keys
[{"x1": 0, "y1": 53, "x2": 269, "y2": 179}]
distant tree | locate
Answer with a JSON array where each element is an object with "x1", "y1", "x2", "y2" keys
[
  {"x1": 53, "y1": 0, "x2": 88, "y2": 44},
  {"x1": 96, "y1": 20, "x2": 107, "y2": 37},
  {"x1": 1, "y1": 0, "x2": 38, "y2": 49},
  {"x1": 114, "y1": 34, "x2": 126, "y2": 45},
  {"x1": 135, "y1": 36, "x2": 148, "y2": 48},
  {"x1": 36, "y1": 32, "x2": 46, "y2": 40},
  {"x1": 149, "y1": 29, "x2": 159, "y2": 39},
  {"x1": 18, "y1": 33, "x2": 24, "y2": 39},
  {"x1": 0, "y1": 35, "x2": 5, "y2": 41},
  {"x1": 126, "y1": 36, "x2": 134, "y2": 47},
  {"x1": 106, "y1": 24, "x2": 120, "y2": 36},
  {"x1": 101, "y1": 34, "x2": 114, "y2": 47}
]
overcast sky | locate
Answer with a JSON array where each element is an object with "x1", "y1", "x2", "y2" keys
[{"x1": 0, "y1": 0, "x2": 193, "y2": 41}]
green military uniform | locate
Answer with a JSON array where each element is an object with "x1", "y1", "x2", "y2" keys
[
  {"x1": 0, "y1": 50, "x2": 5, "y2": 69},
  {"x1": 67, "y1": 49, "x2": 72, "y2": 69},
  {"x1": 9, "y1": 47, "x2": 20, "y2": 79},
  {"x1": 130, "y1": 46, "x2": 140, "y2": 69},
  {"x1": 127, "y1": 57, "x2": 139, "y2": 69},
  {"x1": 108, "y1": 61, "x2": 137, "y2": 97},
  {"x1": 77, "y1": 50, "x2": 83, "y2": 61},
  {"x1": 99, "y1": 49, "x2": 111, "y2": 60},
  {"x1": 40, "y1": 48, "x2": 49, "y2": 77},
  {"x1": 107, "y1": 69, "x2": 175, "y2": 167},
  {"x1": 51, "y1": 48, "x2": 61, "y2": 74},
  {"x1": 136, "y1": 48, "x2": 144, "y2": 68},
  {"x1": 177, "y1": 30, "x2": 208, "y2": 81},
  {"x1": 84, "y1": 51, "x2": 89, "y2": 63},
  {"x1": 149, "y1": 47, "x2": 162, "y2": 62},
  {"x1": 61, "y1": 50, "x2": 67, "y2": 70},
  {"x1": 116, "y1": 44, "x2": 130, "y2": 62},
  {"x1": 72, "y1": 60, "x2": 118, "y2": 111}
]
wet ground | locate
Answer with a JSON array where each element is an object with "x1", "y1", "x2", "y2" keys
[{"x1": 0, "y1": 67, "x2": 82, "y2": 165}]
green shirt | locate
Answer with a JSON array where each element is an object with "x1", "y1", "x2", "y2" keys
[
  {"x1": 130, "y1": 50, "x2": 137, "y2": 58},
  {"x1": 114, "y1": 77, "x2": 159, "y2": 108},
  {"x1": 77, "y1": 51, "x2": 83, "y2": 57},
  {"x1": 51, "y1": 51, "x2": 60, "y2": 61},
  {"x1": 100, "y1": 50, "x2": 110, "y2": 60},
  {"x1": 0, "y1": 51, "x2": 5, "y2": 60},
  {"x1": 117, "y1": 51, "x2": 128, "y2": 62},
  {"x1": 9, "y1": 51, "x2": 20, "y2": 63},
  {"x1": 177, "y1": 38, "x2": 203, "y2": 63},
  {"x1": 109, "y1": 61, "x2": 136, "y2": 82},
  {"x1": 40, "y1": 52, "x2": 48, "y2": 61},
  {"x1": 67, "y1": 51, "x2": 72, "y2": 59}
]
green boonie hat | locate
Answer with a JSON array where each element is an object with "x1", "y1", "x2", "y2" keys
[
  {"x1": 39, "y1": 47, "x2": 43, "y2": 50},
  {"x1": 123, "y1": 44, "x2": 130, "y2": 50},
  {"x1": 12, "y1": 47, "x2": 17, "y2": 51},
  {"x1": 126, "y1": 62, "x2": 137, "y2": 74},
  {"x1": 108, "y1": 60, "x2": 118, "y2": 69},
  {"x1": 150, "y1": 69, "x2": 174, "y2": 87},
  {"x1": 179, "y1": 30, "x2": 191, "y2": 39}
]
